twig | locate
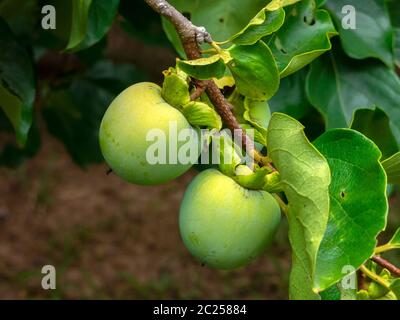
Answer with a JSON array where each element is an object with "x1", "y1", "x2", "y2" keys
[
  {"x1": 371, "y1": 256, "x2": 400, "y2": 277},
  {"x1": 144, "y1": 0, "x2": 262, "y2": 163},
  {"x1": 190, "y1": 80, "x2": 208, "y2": 101},
  {"x1": 360, "y1": 265, "x2": 390, "y2": 290}
]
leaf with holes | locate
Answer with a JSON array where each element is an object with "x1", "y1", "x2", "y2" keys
[
  {"x1": 227, "y1": 41, "x2": 279, "y2": 100},
  {"x1": 306, "y1": 45, "x2": 400, "y2": 145},
  {"x1": 177, "y1": 54, "x2": 226, "y2": 80},
  {"x1": 226, "y1": 7, "x2": 285, "y2": 45},
  {"x1": 267, "y1": 112, "x2": 331, "y2": 299},
  {"x1": 314, "y1": 129, "x2": 388, "y2": 292},
  {"x1": 351, "y1": 108, "x2": 398, "y2": 160},
  {"x1": 267, "y1": 0, "x2": 337, "y2": 78},
  {"x1": 325, "y1": 0, "x2": 395, "y2": 67},
  {"x1": 0, "y1": 18, "x2": 35, "y2": 145}
]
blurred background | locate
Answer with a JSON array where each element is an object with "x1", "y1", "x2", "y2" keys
[{"x1": 0, "y1": 0, "x2": 399, "y2": 299}]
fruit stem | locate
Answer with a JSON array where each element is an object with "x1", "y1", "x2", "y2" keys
[
  {"x1": 371, "y1": 256, "x2": 400, "y2": 277},
  {"x1": 375, "y1": 244, "x2": 398, "y2": 254},
  {"x1": 360, "y1": 265, "x2": 391, "y2": 290},
  {"x1": 273, "y1": 194, "x2": 288, "y2": 216}
]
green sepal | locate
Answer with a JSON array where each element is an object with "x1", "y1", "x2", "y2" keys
[
  {"x1": 161, "y1": 67, "x2": 190, "y2": 108},
  {"x1": 356, "y1": 290, "x2": 370, "y2": 300},
  {"x1": 233, "y1": 165, "x2": 270, "y2": 190},
  {"x1": 182, "y1": 101, "x2": 222, "y2": 130},
  {"x1": 263, "y1": 171, "x2": 283, "y2": 193}
]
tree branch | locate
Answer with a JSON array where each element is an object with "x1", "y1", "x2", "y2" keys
[
  {"x1": 371, "y1": 256, "x2": 400, "y2": 277},
  {"x1": 144, "y1": 0, "x2": 259, "y2": 160}
]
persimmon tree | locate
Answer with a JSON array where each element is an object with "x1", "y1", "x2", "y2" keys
[{"x1": 1, "y1": 0, "x2": 400, "y2": 300}]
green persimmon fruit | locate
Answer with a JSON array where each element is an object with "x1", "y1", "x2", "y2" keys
[
  {"x1": 179, "y1": 169, "x2": 281, "y2": 269},
  {"x1": 99, "y1": 82, "x2": 197, "y2": 185}
]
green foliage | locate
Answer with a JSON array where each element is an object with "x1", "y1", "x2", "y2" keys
[
  {"x1": 267, "y1": 113, "x2": 331, "y2": 299},
  {"x1": 351, "y1": 108, "x2": 398, "y2": 160},
  {"x1": 306, "y1": 45, "x2": 400, "y2": 142},
  {"x1": 0, "y1": 17, "x2": 35, "y2": 145},
  {"x1": 325, "y1": 0, "x2": 395, "y2": 67},
  {"x1": 42, "y1": 60, "x2": 144, "y2": 165},
  {"x1": 66, "y1": 0, "x2": 119, "y2": 51},
  {"x1": 226, "y1": 7, "x2": 285, "y2": 46},
  {"x1": 268, "y1": 0, "x2": 337, "y2": 77},
  {"x1": 314, "y1": 129, "x2": 388, "y2": 291},
  {"x1": 228, "y1": 41, "x2": 279, "y2": 100},
  {"x1": 177, "y1": 54, "x2": 226, "y2": 80}
]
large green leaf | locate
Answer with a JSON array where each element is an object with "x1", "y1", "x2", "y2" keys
[
  {"x1": 381, "y1": 152, "x2": 400, "y2": 185},
  {"x1": 325, "y1": 0, "x2": 394, "y2": 67},
  {"x1": 314, "y1": 129, "x2": 388, "y2": 292},
  {"x1": 306, "y1": 46, "x2": 400, "y2": 145},
  {"x1": 164, "y1": 0, "x2": 267, "y2": 44},
  {"x1": 42, "y1": 60, "x2": 144, "y2": 166},
  {"x1": 227, "y1": 41, "x2": 280, "y2": 100},
  {"x1": 267, "y1": 112, "x2": 331, "y2": 299},
  {"x1": 267, "y1": 0, "x2": 337, "y2": 78},
  {"x1": 0, "y1": 18, "x2": 35, "y2": 145},
  {"x1": 269, "y1": 68, "x2": 312, "y2": 119},
  {"x1": 66, "y1": 0, "x2": 119, "y2": 51},
  {"x1": 227, "y1": 7, "x2": 285, "y2": 45},
  {"x1": 351, "y1": 108, "x2": 399, "y2": 160}
]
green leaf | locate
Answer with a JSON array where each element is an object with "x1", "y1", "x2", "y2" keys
[
  {"x1": 268, "y1": 0, "x2": 337, "y2": 78},
  {"x1": 269, "y1": 68, "x2": 312, "y2": 119},
  {"x1": 390, "y1": 279, "x2": 400, "y2": 299},
  {"x1": 227, "y1": 7, "x2": 285, "y2": 45},
  {"x1": 66, "y1": 0, "x2": 92, "y2": 50},
  {"x1": 74, "y1": 0, "x2": 119, "y2": 51},
  {"x1": 306, "y1": 46, "x2": 400, "y2": 144},
  {"x1": 266, "y1": 0, "x2": 302, "y2": 11},
  {"x1": 351, "y1": 108, "x2": 399, "y2": 160},
  {"x1": 325, "y1": 0, "x2": 394, "y2": 67},
  {"x1": 182, "y1": 101, "x2": 222, "y2": 130},
  {"x1": 177, "y1": 55, "x2": 226, "y2": 80},
  {"x1": 267, "y1": 112, "x2": 331, "y2": 299},
  {"x1": 0, "y1": 18, "x2": 35, "y2": 145},
  {"x1": 395, "y1": 28, "x2": 400, "y2": 67},
  {"x1": 164, "y1": 0, "x2": 267, "y2": 44},
  {"x1": 388, "y1": 228, "x2": 400, "y2": 247},
  {"x1": 381, "y1": 153, "x2": 400, "y2": 185},
  {"x1": 243, "y1": 98, "x2": 271, "y2": 137},
  {"x1": 320, "y1": 284, "x2": 341, "y2": 300},
  {"x1": 66, "y1": 0, "x2": 119, "y2": 52},
  {"x1": 228, "y1": 41, "x2": 280, "y2": 100},
  {"x1": 0, "y1": 0, "x2": 38, "y2": 37},
  {"x1": 0, "y1": 114, "x2": 40, "y2": 168},
  {"x1": 314, "y1": 129, "x2": 388, "y2": 292},
  {"x1": 42, "y1": 60, "x2": 144, "y2": 166}
]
